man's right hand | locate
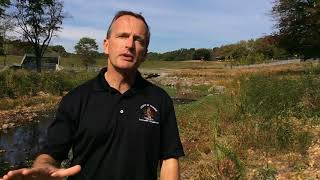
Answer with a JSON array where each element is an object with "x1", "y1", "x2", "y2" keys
[{"x1": 1, "y1": 165, "x2": 81, "y2": 180}]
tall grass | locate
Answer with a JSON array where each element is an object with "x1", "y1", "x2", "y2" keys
[
  {"x1": 223, "y1": 68, "x2": 320, "y2": 153},
  {"x1": 176, "y1": 64, "x2": 320, "y2": 178},
  {"x1": 0, "y1": 70, "x2": 96, "y2": 98},
  {"x1": 238, "y1": 74, "x2": 320, "y2": 120}
]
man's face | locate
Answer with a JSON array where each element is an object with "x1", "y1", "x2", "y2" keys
[{"x1": 104, "y1": 15, "x2": 148, "y2": 71}]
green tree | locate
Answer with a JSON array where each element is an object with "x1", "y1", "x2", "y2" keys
[
  {"x1": 50, "y1": 45, "x2": 68, "y2": 56},
  {"x1": 74, "y1": 37, "x2": 98, "y2": 69},
  {"x1": 10, "y1": 0, "x2": 65, "y2": 72},
  {"x1": 272, "y1": 0, "x2": 320, "y2": 59},
  {"x1": 192, "y1": 48, "x2": 211, "y2": 60},
  {"x1": 146, "y1": 52, "x2": 162, "y2": 61}
]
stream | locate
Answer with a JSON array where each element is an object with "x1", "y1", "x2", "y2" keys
[{"x1": 0, "y1": 111, "x2": 54, "y2": 176}]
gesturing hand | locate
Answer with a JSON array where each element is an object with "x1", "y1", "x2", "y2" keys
[{"x1": 1, "y1": 165, "x2": 81, "y2": 180}]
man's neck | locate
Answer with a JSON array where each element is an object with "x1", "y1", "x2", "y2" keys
[{"x1": 104, "y1": 64, "x2": 137, "y2": 94}]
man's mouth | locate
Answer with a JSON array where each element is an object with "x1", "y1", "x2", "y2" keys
[{"x1": 121, "y1": 53, "x2": 134, "y2": 61}]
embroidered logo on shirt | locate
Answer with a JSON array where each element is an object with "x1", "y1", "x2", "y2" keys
[{"x1": 139, "y1": 104, "x2": 159, "y2": 124}]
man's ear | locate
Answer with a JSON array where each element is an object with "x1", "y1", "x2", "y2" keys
[{"x1": 103, "y1": 39, "x2": 109, "y2": 55}]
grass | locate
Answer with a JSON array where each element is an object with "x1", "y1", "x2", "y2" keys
[
  {"x1": 0, "y1": 95, "x2": 60, "y2": 110},
  {"x1": 1, "y1": 59, "x2": 320, "y2": 178},
  {"x1": 0, "y1": 55, "x2": 23, "y2": 66},
  {"x1": 0, "y1": 69, "x2": 97, "y2": 98},
  {"x1": 0, "y1": 55, "x2": 227, "y2": 70},
  {"x1": 168, "y1": 61, "x2": 320, "y2": 179},
  {"x1": 140, "y1": 60, "x2": 227, "y2": 70},
  {"x1": 0, "y1": 55, "x2": 107, "y2": 69},
  {"x1": 59, "y1": 56, "x2": 107, "y2": 68}
]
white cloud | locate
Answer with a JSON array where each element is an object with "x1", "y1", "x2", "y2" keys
[
  {"x1": 52, "y1": 25, "x2": 107, "y2": 52},
  {"x1": 56, "y1": 25, "x2": 106, "y2": 41}
]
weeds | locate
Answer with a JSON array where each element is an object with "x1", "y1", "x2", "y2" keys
[
  {"x1": 227, "y1": 72, "x2": 320, "y2": 152},
  {"x1": 0, "y1": 70, "x2": 96, "y2": 98},
  {"x1": 253, "y1": 165, "x2": 278, "y2": 180}
]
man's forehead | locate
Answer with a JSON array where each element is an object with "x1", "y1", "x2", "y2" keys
[{"x1": 111, "y1": 15, "x2": 147, "y2": 34}]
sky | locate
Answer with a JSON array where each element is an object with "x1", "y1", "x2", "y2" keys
[{"x1": 52, "y1": 0, "x2": 276, "y2": 53}]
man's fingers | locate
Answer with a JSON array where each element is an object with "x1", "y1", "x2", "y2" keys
[
  {"x1": 2, "y1": 168, "x2": 27, "y2": 180},
  {"x1": 2, "y1": 165, "x2": 81, "y2": 179},
  {"x1": 51, "y1": 165, "x2": 81, "y2": 177},
  {"x1": 20, "y1": 168, "x2": 43, "y2": 175}
]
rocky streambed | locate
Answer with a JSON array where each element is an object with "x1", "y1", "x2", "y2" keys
[{"x1": 0, "y1": 109, "x2": 54, "y2": 175}]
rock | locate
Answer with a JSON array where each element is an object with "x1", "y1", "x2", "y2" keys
[
  {"x1": 37, "y1": 91, "x2": 50, "y2": 97},
  {"x1": 215, "y1": 86, "x2": 225, "y2": 94},
  {"x1": 208, "y1": 86, "x2": 214, "y2": 92},
  {"x1": 208, "y1": 85, "x2": 225, "y2": 94},
  {"x1": 2, "y1": 124, "x2": 9, "y2": 129},
  {"x1": 9, "y1": 123, "x2": 15, "y2": 128}
]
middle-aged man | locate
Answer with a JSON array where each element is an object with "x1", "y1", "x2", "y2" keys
[{"x1": 2, "y1": 10, "x2": 184, "y2": 180}]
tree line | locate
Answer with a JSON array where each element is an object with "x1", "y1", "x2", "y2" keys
[{"x1": 0, "y1": 0, "x2": 319, "y2": 71}]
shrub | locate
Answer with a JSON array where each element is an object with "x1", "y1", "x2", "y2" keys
[
  {"x1": 214, "y1": 143, "x2": 246, "y2": 179},
  {"x1": 253, "y1": 165, "x2": 278, "y2": 180},
  {"x1": 239, "y1": 75, "x2": 303, "y2": 120},
  {"x1": 0, "y1": 70, "x2": 96, "y2": 98},
  {"x1": 222, "y1": 72, "x2": 319, "y2": 152}
]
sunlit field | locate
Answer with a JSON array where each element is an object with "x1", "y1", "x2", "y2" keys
[{"x1": 1, "y1": 57, "x2": 320, "y2": 179}]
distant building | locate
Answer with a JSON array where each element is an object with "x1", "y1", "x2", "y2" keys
[{"x1": 11, "y1": 54, "x2": 62, "y2": 71}]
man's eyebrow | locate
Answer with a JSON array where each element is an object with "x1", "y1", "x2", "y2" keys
[{"x1": 116, "y1": 32, "x2": 130, "y2": 36}]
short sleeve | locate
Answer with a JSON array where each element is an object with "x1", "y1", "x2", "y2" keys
[
  {"x1": 160, "y1": 95, "x2": 185, "y2": 160},
  {"x1": 39, "y1": 95, "x2": 77, "y2": 161}
]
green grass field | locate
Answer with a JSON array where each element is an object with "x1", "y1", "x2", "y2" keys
[{"x1": 0, "y1": 55, "x2": 228, "y2": 70}]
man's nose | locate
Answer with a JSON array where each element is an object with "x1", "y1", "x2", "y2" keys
[{"x1": 125, "y1": 36, "x2": 134, "y2": 49}]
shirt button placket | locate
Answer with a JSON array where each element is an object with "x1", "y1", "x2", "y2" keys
[{"x1": 118, "y1": 96, "x2": 125, "y2": 120}]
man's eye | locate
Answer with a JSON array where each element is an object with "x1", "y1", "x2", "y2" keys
[{"x1": 135, "y1": 38, "x2": 145, "y2": 44}]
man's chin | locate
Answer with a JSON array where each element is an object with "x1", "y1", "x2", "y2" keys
[{"x1": 114, "y1": 64, "x2": 137, "y2": 72}]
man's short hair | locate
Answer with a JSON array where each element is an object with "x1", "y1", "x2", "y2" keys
[{"x1": 106, "y1": 10, "x2": 150, "y2": 48}]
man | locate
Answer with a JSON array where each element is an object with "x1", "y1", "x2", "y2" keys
[{"x1": 1, "y1": 10, "x2": 184, "y2": 180}]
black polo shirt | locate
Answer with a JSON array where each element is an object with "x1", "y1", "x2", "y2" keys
[{"x1": 41, "y1": 68, "x2": 184, "y2": 180}]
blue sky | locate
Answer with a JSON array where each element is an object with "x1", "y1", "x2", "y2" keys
[{"x1": 52, "y1": 0, "x2": 275, "y2": 53}]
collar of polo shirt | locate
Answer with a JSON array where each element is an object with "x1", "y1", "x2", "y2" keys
[{"x1": 93, "y1": 67, "x2": 147, "y2": 97}]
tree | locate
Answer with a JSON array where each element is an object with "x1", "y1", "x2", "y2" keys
[
  {"x1": 0, "y1": 0, "x2": 10, "y2": 17},
  {"x1": 74, "y1": 37, "x2": 98, "y2": 69},
  {"x1": 50, "y1": 44, "x2": 68, "y2": 56},
  {"x1": 1, "y1": 1, "x2": 13, "y2": 65},
  {"x1": 272, "y1": 0, "x2": 320, "y2": 59},
  {"x1": 10, "y1": 0, "x2": 65, "y2": 72},
  {"x1": 192, "y1": 48, "x2": 211, "y2": 60}
]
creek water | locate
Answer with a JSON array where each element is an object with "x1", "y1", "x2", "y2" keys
[{"x1": 0, "y1": 111, "x2": 54, "y2": 176}]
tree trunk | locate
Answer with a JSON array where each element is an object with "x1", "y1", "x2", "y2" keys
[{"x1": 35, "y1": 51, "x2": 42, "y2": 73}]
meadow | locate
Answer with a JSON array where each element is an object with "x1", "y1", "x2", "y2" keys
[{"x1": 0, "y1": 56, "x2": 320, "y2": 179}]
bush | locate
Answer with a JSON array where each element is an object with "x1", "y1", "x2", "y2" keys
[
  {"x1": 237, "y1": 53, "x2": 266, "y2": 65},
  {"x1": 253, "y1": 165, "x2": 278, "y2": 180},
  {"x1": 238, "y1": 72, "x2": 320, "y2": 121},
  {"x1": 219, "y1": 72, "x2": 319, "y2": 152},
  {"x1": 214, "y1": 143, "x2": 246, "y2": 179},
  {"x1": 0, "y1": 70, "x2": 96, "y2": 98}
]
